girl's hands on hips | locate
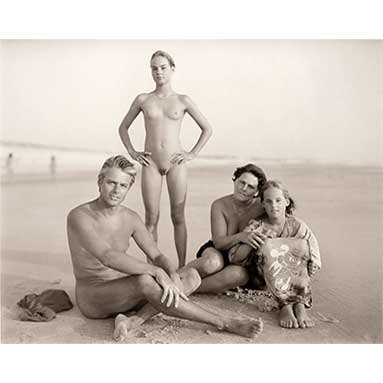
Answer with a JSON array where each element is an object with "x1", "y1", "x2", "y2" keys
[
  {"x1": 170, "y1": 151, "x2": 196, "y2": 164},
  {"x1": 131, "y1": 151, "x2": 152, "y2": 166}
]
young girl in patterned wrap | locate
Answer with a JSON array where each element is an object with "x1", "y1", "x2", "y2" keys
[{"x1": 229, "y1": 180, "x2": 321, "y2": 329}]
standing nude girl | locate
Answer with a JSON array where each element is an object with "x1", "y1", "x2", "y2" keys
[{"x1": 119, "y1": 50, "x2": 213, "y2": 267}]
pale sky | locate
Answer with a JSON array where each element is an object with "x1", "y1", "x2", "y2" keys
[{"x1": 1, "y1": 40, "x2": 382, "y2": 165}]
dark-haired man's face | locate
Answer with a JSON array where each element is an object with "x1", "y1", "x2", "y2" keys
[{"x1": 233, "y1": 172, "x2": 259, "y2": 201}]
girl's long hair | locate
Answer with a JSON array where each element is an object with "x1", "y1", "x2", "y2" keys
[{"x1": 259, "y1": 180, "x2": 296, "y2": 216}]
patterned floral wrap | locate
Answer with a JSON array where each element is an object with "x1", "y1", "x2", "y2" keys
[
  {"x1": 229, "y1": 216, "x2": 321, "y2": 307},
  {"x1": 260, "y1": 237, "x2": 312, "y2": 307}
]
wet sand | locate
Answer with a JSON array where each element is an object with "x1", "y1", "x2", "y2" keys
[{"x1": 1, "y1": 164, "x2": 382, "y2": 343}]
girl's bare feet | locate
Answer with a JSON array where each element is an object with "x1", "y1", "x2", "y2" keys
[
  {"x1": 279, "y1": 304, "x2": 299, "y2": 329},
  {"x1": 293, "y1": 303, "x2": 315, "y2": 328}
]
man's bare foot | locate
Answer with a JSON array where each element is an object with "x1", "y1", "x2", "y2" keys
[
  {"x1": 113, "y1": 313, "x2": 143, "y2": 342},
  {"x1": 279, "y1": 304, "x2": 299, "y2": 329},
  {"x1": 293, "y1": 303, "x2": 315, "y2": 328},
  {"x1": 223, "y1": 317, "x2": 263, "y2": 338}
]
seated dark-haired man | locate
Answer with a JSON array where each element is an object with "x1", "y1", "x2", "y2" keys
[{"x1": 184, "y1": 164, "x2": 268, "y2": 293}]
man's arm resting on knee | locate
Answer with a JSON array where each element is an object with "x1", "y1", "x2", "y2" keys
[
  {"x1": 129, "y1": 217, "x2": 189, "y2": 306},
  {"x1": 132, "y1": 212, "x2": 178, "y2": 276},
  {"x1": 152, "y1": 254, "x2": 177, "y2": 275},
  {"x1": 131, "y1": 213, "x2": 183, "y2": 290},
  {"x1": 153, "y1": 254, "x2": 184, "y2": 291},
  {"x1": 68, "y1": 210, "x2": 188, "y2": 307}
]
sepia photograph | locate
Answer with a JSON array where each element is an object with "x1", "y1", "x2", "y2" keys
[{"x1": 1, "y1": 39, "x2": 382, "y2": 346}]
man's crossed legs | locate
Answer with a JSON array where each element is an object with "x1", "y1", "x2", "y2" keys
[{"x1": 77, "y1": 267, "x2": 263, "y2": 342}]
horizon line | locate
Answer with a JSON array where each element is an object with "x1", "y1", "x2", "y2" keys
[{"x1": 1, "y1": 139, "x2": 381, "y2": 167}]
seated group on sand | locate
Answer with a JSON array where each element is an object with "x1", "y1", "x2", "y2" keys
[{"x1": 67, "y1": 155, "x2": 321, "y2": 341}]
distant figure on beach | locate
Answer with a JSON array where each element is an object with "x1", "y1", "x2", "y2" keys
[
  {"x1": 184, "y1": 164, "x2": 268, "y2": 293},
  {"x1": 49, "y1": 155, "x2": 57, "y2": 178},
  {"x1": 67, "y1": 155, "x2": 263, "y2": 342},
  {"x1": 229, "y1": 180, "x2": 321, "y2": 329},
  {"x1": 119, "y1": 50, "x2": 213, "y2": 268},
  {"x1": 6, "y1": 153, "x2": 14, "y2": 175}
]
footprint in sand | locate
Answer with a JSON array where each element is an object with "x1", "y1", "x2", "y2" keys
[
  {"x1": 18, "y1": 332, "x2": 33, "y2": 343},
  {"x1": 316, "y1": 311, "x2": 340, "y2": 324}
]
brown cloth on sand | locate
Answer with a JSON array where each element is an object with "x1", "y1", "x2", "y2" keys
[{"x1": 17, "y1": 289, "x2": 73, "y2": 322}]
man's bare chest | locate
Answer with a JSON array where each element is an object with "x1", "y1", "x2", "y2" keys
[
  {"x1": 226, "y1": 203, "x2": 264, "y2": 233},
  {"x1": 94, "y1": 219, "x2": 132, "y2": 249}
]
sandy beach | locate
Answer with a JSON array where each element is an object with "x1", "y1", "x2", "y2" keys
[{"x1": 1, "y1": 163, "x2": 382, "y2": 344}]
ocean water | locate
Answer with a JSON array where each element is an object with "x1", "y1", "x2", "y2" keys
[
  {"x1": 1, "y1": 143, "x2": 114, "y2": 176},
  {"x1": 0, "y1": 142, "x2": 243, "y2": 177}
]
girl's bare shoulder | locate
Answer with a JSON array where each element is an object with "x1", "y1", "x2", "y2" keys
[
  {"x1": 177, "y1": 94, "x2": 194, "y2": 106},
  {"x1": 136, "y1": 92, "x2": 152, "y2": 103}
]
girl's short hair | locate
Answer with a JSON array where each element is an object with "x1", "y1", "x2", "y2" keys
[
  {"x1": 259, "y1": 180, "x2": 296, "y2": 215},
  {"x1": 232, "y1": 163, "x2": 267, "y2": 194},
  {"x1": 98, "y1": 155, "x2": 137, "y2": 187},
  {"x1": 150, "y1": 50, "x2": 175, "y2": 68}
]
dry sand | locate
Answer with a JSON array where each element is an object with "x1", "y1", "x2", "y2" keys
[{"x1": 1, "y1": 164, "x2": 382, "y2": 343}]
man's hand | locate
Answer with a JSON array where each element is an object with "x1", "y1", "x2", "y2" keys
[
  {"x1": 170, "y1": 272, "x2": 183, "y2": 291},
  {"x1": 170, "y1": 272, "x2": 185, "y2": 307},
  {"x1": 154, "y1": 268, "x2": 188, "y2": 308},
  {"x1": 170, "y1": 151, "x2": 196, "y2": 165},
  {"x1": 240, "y1": 231, "x2": 267, "y2": 250},
  {"x1": 131, "y1": 150, "x2": 152, "y2": 166}
]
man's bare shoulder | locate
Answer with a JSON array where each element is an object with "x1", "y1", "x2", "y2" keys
[
  {"x1": 211, "y1": 194, "x2": 232, "y2": 210},
  {"x1": 67, "y1": 202, "x2": 93, "y2": 226},
  {"x1": 122, "y1": 206, "x2": 141, "y2": 221},
  {"x1": 67, "y1": 203, "x2": 140, "y2": 229},
  {"x1": 110, "y1": 205, "x2": 143, "y2": 225}
]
